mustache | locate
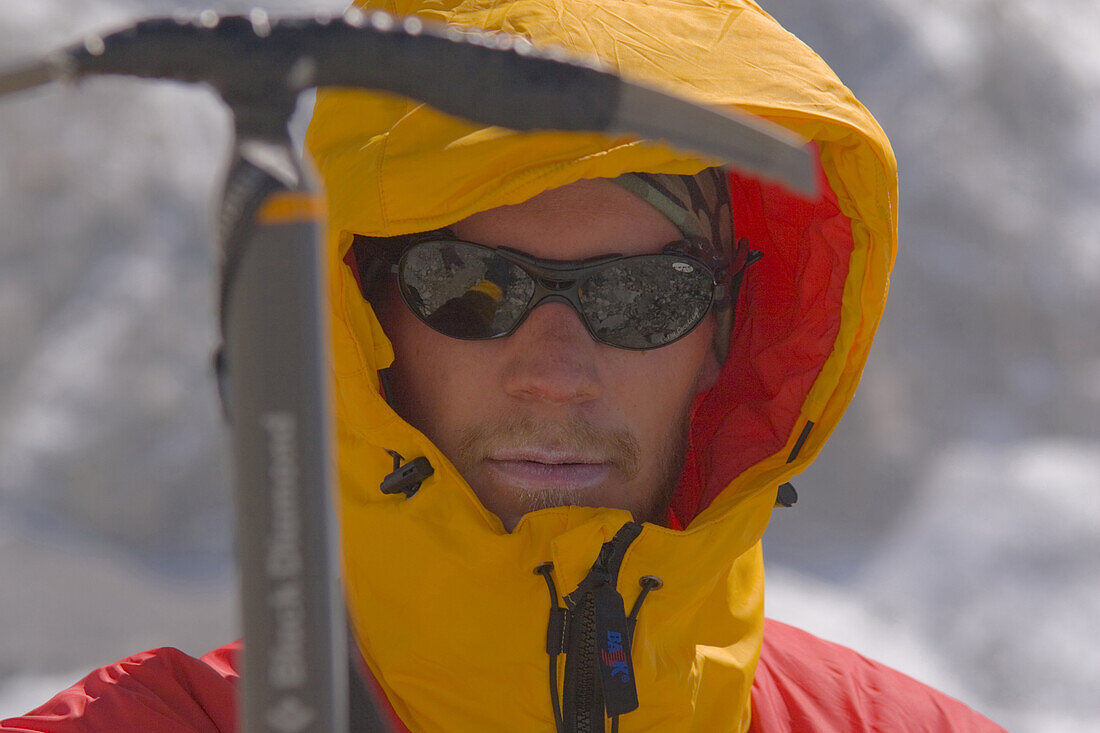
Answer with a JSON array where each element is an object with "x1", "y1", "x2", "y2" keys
[{"x1": 454, "y1": 413, "x2": 641, "y2": 478}]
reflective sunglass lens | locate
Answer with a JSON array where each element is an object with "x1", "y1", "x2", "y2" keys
[
  {"x1": 399, "y1": 242, "x2": 534, "y2": 338},
  {"x1": 579, "y1": 257, "x2": 713, "y2": 349}
]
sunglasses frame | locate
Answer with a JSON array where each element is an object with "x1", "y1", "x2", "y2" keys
[{"x1": 393, "y1": 237, "x2": 725, "y2": 350}]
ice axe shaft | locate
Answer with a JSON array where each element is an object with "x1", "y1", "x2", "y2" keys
[{"x1": 217, "y1": 133, "x2": 373, "y2": 733}]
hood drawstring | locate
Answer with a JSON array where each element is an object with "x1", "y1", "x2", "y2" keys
[
  {"x1": 535, "y1": 562, "x2": 567, "y2": 733},
  {"x1": 535, "y1": 523, "x2": 663, "y2": 733},
  {"x1": 628, "y1": 576, "x2": 663, "y2": 623}
]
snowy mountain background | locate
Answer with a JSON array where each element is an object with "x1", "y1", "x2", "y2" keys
[{"x1": 1, "y1": 1, "x2": 1097, "y2": 730}]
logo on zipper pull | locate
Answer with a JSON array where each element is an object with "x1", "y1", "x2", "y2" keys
[
  {"x1": 593, "y1": 585, "x2": 639, "y2": 714},
  {"x1": 602, "y1": 630, "x2": 630, "y2": 680}
]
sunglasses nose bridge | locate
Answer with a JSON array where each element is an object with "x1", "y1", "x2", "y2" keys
[
  {"x1": 511, "y1": 256, "x2": 576, "y2": 288},
  {"x1": 527, "y1": 290, "x2": 581, "y2": 313},
  {"x1": 522, "y1": 287, "x2": 602, "y2": 348},
  {"x1": 536, "y1": 275, "x2": 577, "y2": 292},
  {"x1": 514, "y1": 294, "x2": 597, "y2": 347}
]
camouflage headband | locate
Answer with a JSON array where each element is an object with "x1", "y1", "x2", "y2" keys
[
  {"x1": 612, "y1": 167, "x2": 741, "y2": 362},
  {"x1": 612, "y1": 167, "x2": 734, "y2": 280}
]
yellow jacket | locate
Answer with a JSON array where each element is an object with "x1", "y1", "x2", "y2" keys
[{"x1": 306, "y1": 0, "x2": 896, "y2": 729}]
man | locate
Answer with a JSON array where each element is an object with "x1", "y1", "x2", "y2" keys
[
  {"x1": 358, "y1": 173, "x2": 728, "y2": 532},
  {"x1": 2, "y1": 0, "x2": 1006, "y2": 730}
]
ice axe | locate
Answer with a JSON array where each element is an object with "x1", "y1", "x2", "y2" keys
[{"x1": 0, "y1": 9, "x2": 815, "y2": 733}]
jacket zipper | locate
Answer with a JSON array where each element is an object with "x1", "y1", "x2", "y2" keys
[
  {"x1": 561, "y1": 522, "x2": 643, "y2": 733},
  {"x1": 565, "y1": 592, "x2": 600, "y2": 733}
]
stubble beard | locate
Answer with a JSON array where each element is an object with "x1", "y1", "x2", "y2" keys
[{"x1": 635, "y1": 395, "x2": 694, "y2": 525}]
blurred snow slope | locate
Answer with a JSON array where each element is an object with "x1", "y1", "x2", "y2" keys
[
  {"x1": 1, "y1": 0, "x2": 1097, "y2": 729},
  {"x1": 767, "y1": 441, "x2": 1100, "y2": 733}
]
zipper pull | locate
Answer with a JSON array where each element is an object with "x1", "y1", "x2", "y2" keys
[
  {"x1": 591, "y1": 582, "x2": 638, "y2": 717},
  {"x1": 562, "y1": 522, "x2": 645, "y2": 729}
]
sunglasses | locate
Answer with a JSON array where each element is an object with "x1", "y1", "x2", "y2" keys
[{"x1": 386, "y1": 236, "x2": 728, "y2": 350}]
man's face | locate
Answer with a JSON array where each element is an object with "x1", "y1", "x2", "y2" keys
[{"x1": 376, "y1": 178, "x2": 721, "y2": 531}]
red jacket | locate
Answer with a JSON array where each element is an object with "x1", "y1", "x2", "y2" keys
[{"x1": 2, "y1": 619, "x2": 1004, "y2": 732}]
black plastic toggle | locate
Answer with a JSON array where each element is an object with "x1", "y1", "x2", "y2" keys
[{"x1": 380, "y1": 456, "x2": 434, "y2": 498}]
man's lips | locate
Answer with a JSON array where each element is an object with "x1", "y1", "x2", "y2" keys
[{"x1": 485, "y1": 450, "x2": 611, "y2": 490}]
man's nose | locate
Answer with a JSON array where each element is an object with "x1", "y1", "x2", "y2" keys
[{"x1": 501, "y1": 302, "x2": 601, "y2": 405}]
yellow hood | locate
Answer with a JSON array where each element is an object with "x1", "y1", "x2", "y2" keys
[{"x1": 306, "y1": 0, "x2": 896, "y2": 729}]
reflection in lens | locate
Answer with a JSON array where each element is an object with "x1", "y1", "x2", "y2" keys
[
  {"x1": 400, "y1": 241, "x2": 534, "y2": 338},
  {"x1": 580, "y1": 256, "x2": 712, "y2": 349}
]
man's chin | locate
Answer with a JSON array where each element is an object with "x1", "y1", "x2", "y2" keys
[{"x1": 480, "y1": 481, "x2": 656, "y2": 532}]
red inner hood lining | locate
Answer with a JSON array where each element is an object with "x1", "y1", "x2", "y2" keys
[{"x1": 671, "y1": 154, "x2": 854, "y2": 528}]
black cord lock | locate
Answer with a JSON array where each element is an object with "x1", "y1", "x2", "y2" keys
[
  {"x1": 775, "y1": 482, "x2": 798, "y2": 507},
  {"x1": 380, "y1": 454, "x2": 434, "y2": 498}
]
